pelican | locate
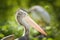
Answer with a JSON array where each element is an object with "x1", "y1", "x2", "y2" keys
[
  {"x1": 1, "y1": 5, "x2": 50, "y2": 40},
  {"x1": 16, "y1": 9, "x2": 47, "y2": 40}
]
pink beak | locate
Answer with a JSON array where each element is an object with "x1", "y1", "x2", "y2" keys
[{"x1": 23, "y1": 15, "x2": 47, "y2": 36}]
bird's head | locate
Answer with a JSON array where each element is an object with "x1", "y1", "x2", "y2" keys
[{"x1": 16, "y1": 9, "x2": 28, "y2": 18}]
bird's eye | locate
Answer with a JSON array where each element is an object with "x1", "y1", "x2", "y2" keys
[{"x1": 18, "y1": 13, "x2": 21, "y2": 15}]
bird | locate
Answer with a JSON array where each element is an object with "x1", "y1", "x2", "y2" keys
[
  {"x1": 1, "y1": 5, "x2": 50, "y2": 40},
  {"x1": 16, "y1": 9, "x2": 47, "y2": 40}
]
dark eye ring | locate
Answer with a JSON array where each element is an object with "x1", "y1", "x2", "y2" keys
[{"x1": 18, "y1": 12, "x2": 22, "y2": 15}]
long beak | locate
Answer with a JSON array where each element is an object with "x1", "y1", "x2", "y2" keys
[{"x1": 23, "y1": 16, "x2": 47, "y2": 36}]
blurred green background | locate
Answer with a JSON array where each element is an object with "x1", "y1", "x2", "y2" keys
[{"x1": 0, "y1": 0, "x2": 60, "y2": 40}]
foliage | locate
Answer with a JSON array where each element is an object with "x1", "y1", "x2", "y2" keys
[{"x1": 0, "y1": 0, "x2": 60, "y2": 40}]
